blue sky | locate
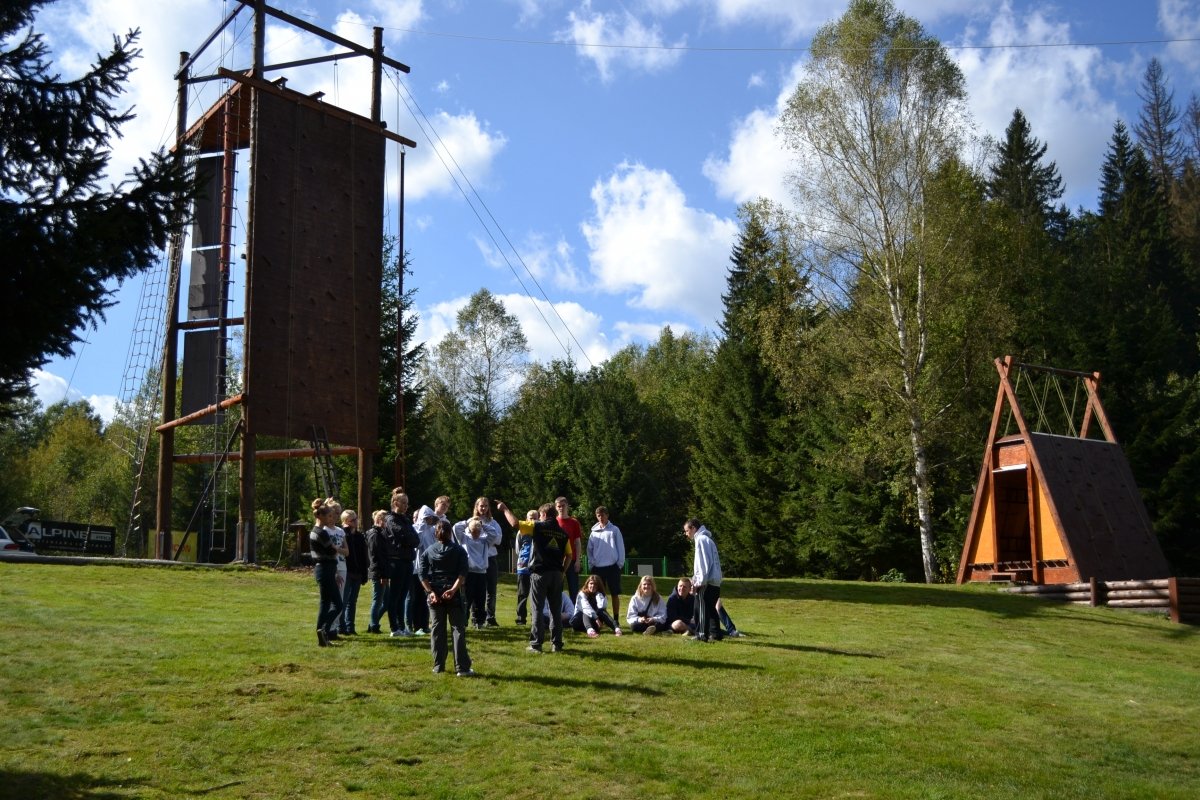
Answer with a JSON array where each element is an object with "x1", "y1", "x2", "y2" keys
[{"x1": 28, "y1": 0, "x2": 1200, "y2": 422}]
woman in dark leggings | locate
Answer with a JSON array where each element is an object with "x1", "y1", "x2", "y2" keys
[{"x1": 310, "y1": 498, "x2": 344, "y2": 646}]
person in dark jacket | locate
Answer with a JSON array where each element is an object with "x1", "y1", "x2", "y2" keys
[
  {"x1": 339, "y1": 509, "x2": 368, "y2": 635},
  {"x1": 365, "y1": 509, "x2": 391, "y2": 634},
  {"x1": 419, "y1": 518, "x2": 474, "y2": 676},
  {"x1": 383, "y1": 489, "x2": 421, "y2": 637},
  {"x1": 666, "y1": 577, "x2": 697, "y2": 635},
  {"x1": 499, "y1": 501, "x2": 572, "y2": 653},
  {"x1": 310, "y1": 498, "x2": 344, "y2": 647}
]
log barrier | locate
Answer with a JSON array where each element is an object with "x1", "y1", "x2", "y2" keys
[{"x1": 1001, "y1": 577, "x2": 1200, "y2": 625}]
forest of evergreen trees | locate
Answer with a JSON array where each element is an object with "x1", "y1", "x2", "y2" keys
[{"x1": 3, "y1": 2, "x2": 1196, "y2": 582}]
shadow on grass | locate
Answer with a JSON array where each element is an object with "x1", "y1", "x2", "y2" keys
[
  {"x1": 552, "y1": 647, "x2": 762, "y2": 671},
  {"x1": 0, "y1": 769, "x2": 149, "y2": 799},
  {"x1": 743, "y1": 639, "x2": 882, "y2": 658},
  {"x1": 724, "y1": 578, "x2": 1175, "y2": 625},
  {"x1": 502, "y1": 672, "x2": 667, "y2": 696}
]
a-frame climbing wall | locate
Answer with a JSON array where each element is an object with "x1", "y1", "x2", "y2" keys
[{"x1": 957, "y1": 357, "x2": 1170, "y2": 585}]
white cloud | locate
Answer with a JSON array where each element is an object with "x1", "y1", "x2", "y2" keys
[
  {"x1": 30, "y1": 370, "x2": 118, "y2": 424},
  {"x1": 414, "y1": 293, "x2": 615, "y2": 369},
  {"x1": 477, "y1": 232, "x2": 584, "y2": 291},
  {"x1": 707, "y1": 0, "x2": 846, "y2": 40},
  {"x1": 365, "y1": 0, "x2": 424, "y2": 31},
  {"x1": 581, "y1": 162, "x2": 736, "y2": 326},
  {"x1": 955, "y1": 2, "x2": 1122, "y2": 210},
  {"x1": 1160, "y1": 0, "x2": 1200, "y2": 73},
  {"x1": 702, "y1": 61, "x2": 803, "y2": 206},
  {"x1": 560, "y1": 2, "x2": 687, "y2": 81},
  {"x1": 435, "y1": 79, "x2": 451, "y2": 93},
  {"x1": 400, "y1": 110, "x2": 508, "y2": 201}
]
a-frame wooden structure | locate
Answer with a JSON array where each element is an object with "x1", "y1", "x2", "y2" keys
[{"x1": 957, "y1": 357, "x2": 1170, "y2": 585}]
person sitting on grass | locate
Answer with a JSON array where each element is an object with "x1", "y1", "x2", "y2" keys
[
  {"x1": 716, "y1": 597, "x2": 744, "y2": 638},
  {"x1": 572, "y1": 573, "x2": 622, "y2": 638},
  {"x1": 666, "y1": 577, "x2": 696, "y2": 635},
  {"x1": 626, "y1": 574, "x2": 667, "y2": 635},
  {"x1": 542, "y1": 590, "x2": 575, "y2": 629}
]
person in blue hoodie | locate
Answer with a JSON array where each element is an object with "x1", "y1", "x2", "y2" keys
[{"x1": 684, "y1": 518, "x2": 723, "y2": 642}]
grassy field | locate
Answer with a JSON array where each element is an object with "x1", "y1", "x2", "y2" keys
[{"x1": 1, "y1": 561, "x2": 1197, "y2": 799}]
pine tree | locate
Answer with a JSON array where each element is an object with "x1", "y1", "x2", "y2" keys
[{"x1": 1, "y1": 1, "x2": 193, "y2": 410}]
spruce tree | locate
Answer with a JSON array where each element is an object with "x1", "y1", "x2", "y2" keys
[
  {"x1": 1135, "y1": 58, "x2": 1184, "y2": 197},
  {"x1": 1, "y1": 0, "x2": 192, "y2": 410},
  {"x1": 690, "y1": 203, "x2": 803, "y2": 576},
  {"x1": 986, "y1": 108, "x2": 1064, "y2": 227}
]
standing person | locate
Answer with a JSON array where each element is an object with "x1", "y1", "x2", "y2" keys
[
  {"x1": 626, "y1": 574, "x2": 667, "y2": 635},
  {"x1": 473, "y1": 497, "x2": 504, "y2": 627},
  {"x1": 309, "y1": 499, "x2": 344, "y2": 646},
  {"x1": 419, "y1": 518, "x2": 475, "y2": 676},
  {"x1": 513, "y1": 509, "x2": 536, "y2": 626},
  {"x1": 365, "y1": 509, "x2": 391, "y2": 634},
  {"x1": 684, "y1": 518, "x2": 723, "y2": 642},
  {"x1": 588, "y1": 506, "x2": 626, "y2": 616},
  {"x1": 666, "y1": 577, "x2": 697, "y2": 635},
  {"x1": 499, "y1": 501, "x2": 572, "y2": 653},
  {"x1": 384, "y1": 490, "x2": 421, "y2": 638},
  {"x1": 340, "y1": 509, "x2": 367, "y2": 635},
  {"x1": 452, "y1": 517, "x2": 492, "y2": 628},
  {"x1": 555, "y1": 496, "x2": 584, "y2": 601},
  {"x1": 407, "y1": 505, "x2": 440, "y2": 635},
  {"x1": 324, "y1": 498, "x2": 349, "y2": 601}
]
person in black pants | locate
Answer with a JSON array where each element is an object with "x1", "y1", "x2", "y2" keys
[
  {"x1": 383, "y1": 490, "x2": 421, "y2": 637},
  {"x1": 499, "y1": 501, "x2": 571, "y2": 653},
  {"x1": 419, "y1": 519, "x2": 474, "y2": 676},
  {"x1": 310, "y1": 499, "x2": 344, "y2": 647}
]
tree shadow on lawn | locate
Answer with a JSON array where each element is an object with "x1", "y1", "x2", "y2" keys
[
  {"x1": 0, "y1": 769, "x2": 151, "y2": 800},
  {"x1": 502, "y1": 672, "x2": 668, "y2": 696},
  {"x1": 726, "y1": 578, "x2": 1184, "y2": 628},
  {"x1": 552, "y1": 647, "x2": 761, "y2": 672},
  {"x1": 742, "y1": 639, "x2": 882, "y2": 658}
]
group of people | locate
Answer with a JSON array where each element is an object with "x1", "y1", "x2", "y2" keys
[{"x1": 309, "y1": 492, "x2": 739, "y2": 676}]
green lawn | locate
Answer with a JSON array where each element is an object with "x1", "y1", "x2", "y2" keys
[{"x1": 1, "y1": 562, "x2": 1197, "y2": 799}]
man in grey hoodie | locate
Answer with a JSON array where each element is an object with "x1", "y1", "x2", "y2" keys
[{"x1": 684, "y1": 518, "x2": 723, "y2": 642}]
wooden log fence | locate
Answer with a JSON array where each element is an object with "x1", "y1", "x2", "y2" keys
[{"x1": 1002, "y1": 578, "x2": 1200, "y2": 624}]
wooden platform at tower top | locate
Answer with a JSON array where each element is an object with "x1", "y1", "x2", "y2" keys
[{"x1": 957, "y1": 357, "x2": 1170, "y2": 585}]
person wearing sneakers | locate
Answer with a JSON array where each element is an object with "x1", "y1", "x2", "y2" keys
[
  {"x1": 572, "y1": 573, "x2": 622, "y2": 637},
  {"x1": 419, "y1": 518, "x2": 475, "y2": 677},
  {"x1": 588, "y1": 506, "x2": 626, "y2": 616},
  {"x1": 309, "y1": 499, "x2": 344, "y2": 646},
  {"x1": 498, "y1": 501, "x2": 572, "y2": 653},
  {"x1": 513, "y1": 509, "x2": 536, "y2": 625},
  {"x1": 626, "y1": 574, "x2": 667, "y2": 635},
  {"x1": 684, "y1": 518, "x2": 723, "y2": 642}
]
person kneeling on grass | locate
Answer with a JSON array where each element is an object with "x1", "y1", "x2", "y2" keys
[
  {"x1": 626, "y1": 574, "x2": 667, "y2": 635},
  {"x1": 419, "y1": 519, "x2": 475, "y2": 677},
  {"x1": 572, "y1": 574, "x2": 622, "y2": 638}
]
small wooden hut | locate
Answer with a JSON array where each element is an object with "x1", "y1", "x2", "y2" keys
[{"x1": 957, "y1": 357, "x2": 1170, "y2": 585}]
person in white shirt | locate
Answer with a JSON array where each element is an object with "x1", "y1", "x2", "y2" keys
[
  {"x1": 453, "y1": 513, "x2": 500, "y2": 629},
  {"x1": 588, "y1": 506, "x2": 626, "y2": 615},
  {"x1": 626, "y1": 574, "x2": 667, "y2": 635},
  {"x1": 572, "y1": 573, "x2": 622, "y2": 637},
  {"x1": 684, "y1": 517, "x2": 723, "y2": 642}
]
